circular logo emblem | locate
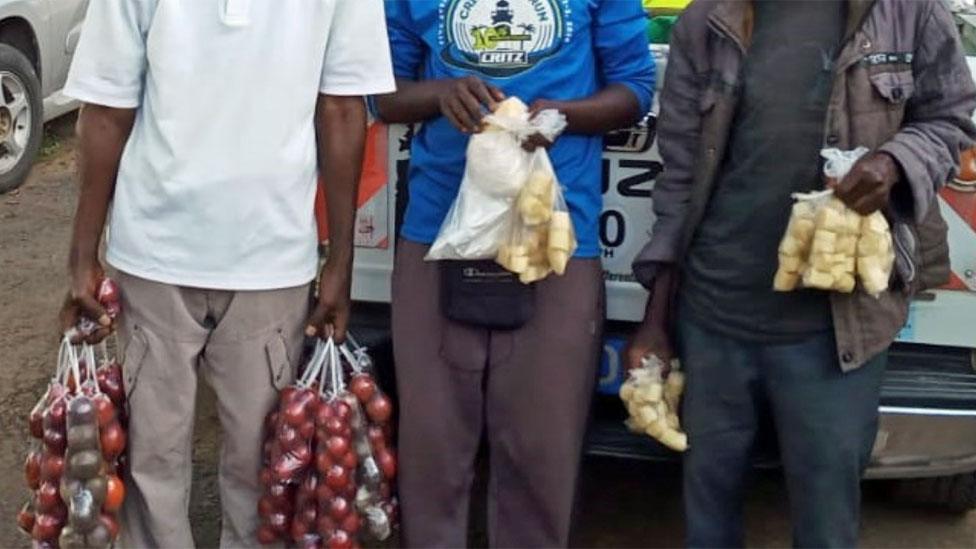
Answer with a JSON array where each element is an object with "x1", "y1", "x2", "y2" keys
[{"x1": 441, "y1": 0, "x2": 566, "y2": 78}]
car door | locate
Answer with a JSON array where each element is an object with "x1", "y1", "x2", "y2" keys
[{"x1": 43, "y1": 0, "x2": 88, "y2": 95}]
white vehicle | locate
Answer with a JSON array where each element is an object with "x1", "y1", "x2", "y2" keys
[
  {"x1": 0, "y1": 0, "x2": 87, "y2": 193},
  {"x1": 349, "y1": 45, "x2": 976, "y2": 511}
]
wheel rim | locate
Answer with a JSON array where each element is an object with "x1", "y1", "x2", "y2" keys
[{"x1": 0, "y1": 71, "x2": 31, "y2": 174}]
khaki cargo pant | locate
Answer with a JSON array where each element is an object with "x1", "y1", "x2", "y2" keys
[
  {"x1": 114, "y1": 271, "x2": 310, "y2": 548},
  {"x1": 392, "y1": 241, "x2": 605, "y2": 548}
]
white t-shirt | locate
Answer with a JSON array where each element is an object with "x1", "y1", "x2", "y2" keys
[{"x1": 64, "y1": 0, "x2": 396, "y2": 290}]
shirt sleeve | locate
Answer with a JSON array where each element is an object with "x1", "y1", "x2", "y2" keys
[
  {"x1": 593, "y1": 0, "x2": 656, "y2": 115},
  {"x1": 320, "y1": 0, "x2": 397, "y2": 96},
  {"x1": 63, "y1": 0, "x2": 155, "y2": 108},
  {"x1": 384, "y1": 0, "x2": 427, "y2": 81}
]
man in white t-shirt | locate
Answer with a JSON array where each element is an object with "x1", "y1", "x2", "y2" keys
[{"x1": 58, "y1": 1, "x2": 394, "y2": 546}]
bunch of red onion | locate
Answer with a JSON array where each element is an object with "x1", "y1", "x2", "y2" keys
[
  {"x1": 21, "y1": 330, "x2": 128, "y2": 548},
  {"x1": 257, "y1": 337, "x2": 398, "y2": 548}
]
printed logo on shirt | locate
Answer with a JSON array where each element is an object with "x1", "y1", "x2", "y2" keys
[{"x1": 438, "y1": 0, "x2": 570, "y2": 78}]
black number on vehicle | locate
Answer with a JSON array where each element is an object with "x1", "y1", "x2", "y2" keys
[{"x1": 600, "y1": 210, "x2": 626, "y2": 248}]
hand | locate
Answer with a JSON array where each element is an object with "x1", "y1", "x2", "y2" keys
[
  {"x1": 439, "y1": 76, "x2": 505, "y2": 134},
  {"x1": 523, "y1": 98, "x2": 564, "y2": 152},
  {"x1": 625, "y1": 266, "x2": 676, "y2": 372},
  {"x1": 831, "y1": 152, "x2": 901, "y2": 215},
  {"x1": 625, "y1": 316, "x2": 675, "y2": 373},
  {"x1": 60, "y1": 259, "x2": 112, "y2": 344},
  {"x1": 306, "y1": 260, "x2": 352, "y2": 342},
  {"x1": 521, "y1": 133, "x2": 553, "y2": 153}
]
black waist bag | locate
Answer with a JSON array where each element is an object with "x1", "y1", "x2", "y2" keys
[{"x1": 439, "y1": 260, "x2": 535, "y2": 330}]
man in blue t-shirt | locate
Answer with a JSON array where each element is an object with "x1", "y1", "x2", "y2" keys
[{"x1": 374, "y1": 0, "x2": 653, "y2": 546}]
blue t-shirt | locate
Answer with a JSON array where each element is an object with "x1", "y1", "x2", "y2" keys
[{"x1": 384, "y1": 0, "x2": 655, "y2": 258}]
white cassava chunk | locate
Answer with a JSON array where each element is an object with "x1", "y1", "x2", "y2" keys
[
  {"x1": 779, "y1": 254, "x2": 803, "y2": 273},
  {"x1": 791, "y1": 218, "x2": 816, "y2": 241},
  {"x1": 639, "y1": 405, "x2": 659, "y2": 425},
  {"x1": 548, "y1": 249, "x2": 569, "y2": 275},
  {"x1": 835, "y1": 273, "x2": 856, "y2": 293},
  {"x1": 619, "y1": 383, "x2": 635, "y2": 402},
  {"x1": 779, "y1": 235, "x2": 804, "y2": 256},
  {"x1": 774, "y1": 269, "x2": 800, "y2": 292},
  {"x1": 812, "y1": 230, "x2": 837, "y2": 252},
  {"x1": 525, "y1": 171, "x2": 554, "y2": 198},
  {"x1": 658, "y1": 429, "x2": 689, "y2": 452},
  {"x1": 518, "y1": 194, "x2": 551, "y2": 225},
  {"x1": 550, "y1": 211, "x2": 571, "y2": 230},
  {"x1": 816, "y1": 206, "x2": 846, "y2": 232},
  {"x1": 803, "y1": 269, "x2": 835, "y2": 289}
]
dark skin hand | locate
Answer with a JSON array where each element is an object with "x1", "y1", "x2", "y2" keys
[
  {"x1": 625, "y1": 264, "x2": 676, "y2": 372},
  {"x1": 374, "y1": 78, "x2": 642, "y2": 143},
  {"x1": 374, "y1": 76, "x2": 505, "y2": 133},
  {"x1": 525, "y1": 83, "x2": 644, "y2": 150},
  {"x1": 305, "y1": 94, "x2": 369, "y2": 342},
  {"x1": 61, "y1": 104, "x2": 137, "y2": 344},
  {"x1": 830, "y1": 152, "x2": 901, "y2": 215}
]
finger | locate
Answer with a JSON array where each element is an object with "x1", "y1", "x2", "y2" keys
[
  {"x1": 447, "y1": 98, "x2": 478, "y2": 134},
  {"x1": 488, "y1": 84, "x2": 506, "y2": 102},
  {"x1": 83, "y1": 326, "x2": 113, "y2": 346},
  {"x1": 455, "y1": 88, "x2": 486, "y2": 131},
  {"x1": 305, "y1": 303, "x2": 329, "y2": 337},
  {"x1": 76, "y1": 294, "x2": 111, "y2": 327},
  {"x1": 331, "y1": 310, "x2": 349, "y2": 344},
  {"x1": 852, "y1": 191, "x2": 884, "y2": 215},
  {"x1": 65, "y1": 326, "x2": 84, "y2": 345},
  {"x1": 441, "y1": 102, "x2": 468, "y2": 134},
  {"x1": 625, "y1": 346, "x2": 646, "y2": 371},
  {"x1": 59, "y1": 294, "x2": 79, "y2": 332},
  {"x1": 835, "y1": 174, "x2": 867, "y2": 205},
  {"x1": 469, "y1": 79, "x2": 501, "y2": 112}
]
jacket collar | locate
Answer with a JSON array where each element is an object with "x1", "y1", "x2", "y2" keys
[{"x1": 708, "y1": 0, "x2": 879, "y2": 51}]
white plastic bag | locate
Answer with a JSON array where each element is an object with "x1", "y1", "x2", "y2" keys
[
  {"x1": 619, "y1": 355, "x2": 687, "y2": 452},
  {"x1": 774, "y1": 147, "x2": 894, "y2": 297},
  {"x1": 495, "y1": 152, "x2": 577, "y2": 283},
  {"x1": 426, "y1": 98, "x2": 567, "y2": 261}
]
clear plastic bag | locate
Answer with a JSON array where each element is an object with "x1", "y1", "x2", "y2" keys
[
  {"x1": 426, "y1": 97, "x2": 567, "y2": 261},
  {"x1": 495, "y1": 152, "x2": 577, "y2": 284},
  {"x1": 619, "y1": 355, "x2": 687, "y2": 452},
  {"x1": 774, "y1": 147, "x2": 894, "y2": 297}
]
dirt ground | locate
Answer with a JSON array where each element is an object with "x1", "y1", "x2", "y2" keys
[{"x1": 1, "y1": 115, "x2": 974, "y2": 548}]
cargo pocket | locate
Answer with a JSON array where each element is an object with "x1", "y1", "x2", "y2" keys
[
  {"x1": 265, "y1": 332, "x2": 294, "y2": 390},
  {"x1": 122, "y1": 326, "x2": 149, "y2": 400},
  {"x1": 892, "y1": 221, "x2": 918, "y2": 291},
  {"x1": 869, "y1": 71, "x2": 915, "y2": 104}
]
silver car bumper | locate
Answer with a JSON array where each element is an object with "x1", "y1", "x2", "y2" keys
[{"x1": 865, "y1": 406, "x2": 976, "y2": 479}]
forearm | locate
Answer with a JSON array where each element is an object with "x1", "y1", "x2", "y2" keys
[
  {"x1": 69, "y1": 104, "x2": 136, "y2": 270},
  {"x1": 373, "y1": 78, "x2": 448, "y2": 124},
  {"x1": 644, "y1": 263, "x2": 675, "y2": 326},
  {"x1": 538, "y1": 84, "x2": 643, "y2": 135},
  {"x1": 317, "y1": 95, "x2": 368, "y2": 268}
]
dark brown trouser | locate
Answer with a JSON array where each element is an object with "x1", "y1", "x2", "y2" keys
[{"x1": 392, "y1": 240, "x2": 604, "y2": 548}]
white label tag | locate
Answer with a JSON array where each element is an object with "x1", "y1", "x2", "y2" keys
[{"x1": 221, "y1": 0, "x2": 251, "y2": 27}]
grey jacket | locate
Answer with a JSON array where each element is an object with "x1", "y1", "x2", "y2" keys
[{"x1": 633, "y1": 0, "x2": 976, "y2": 370}]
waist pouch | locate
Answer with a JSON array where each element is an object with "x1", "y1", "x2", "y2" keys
[{"x1": 439, "y1": 260, "x2": 535, "y2": 330}]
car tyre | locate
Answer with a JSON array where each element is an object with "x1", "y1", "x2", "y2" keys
[
  {"x1": 0, "y1": 43, "x2": 43, "y2": 194},
  {"x1": 893, "y1": 472, "x2": 976, "y2": 513}
]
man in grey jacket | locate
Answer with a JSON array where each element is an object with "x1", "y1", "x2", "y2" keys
[{"x1": 629, "y1": 1, "x2": 976, "y2": 547}]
